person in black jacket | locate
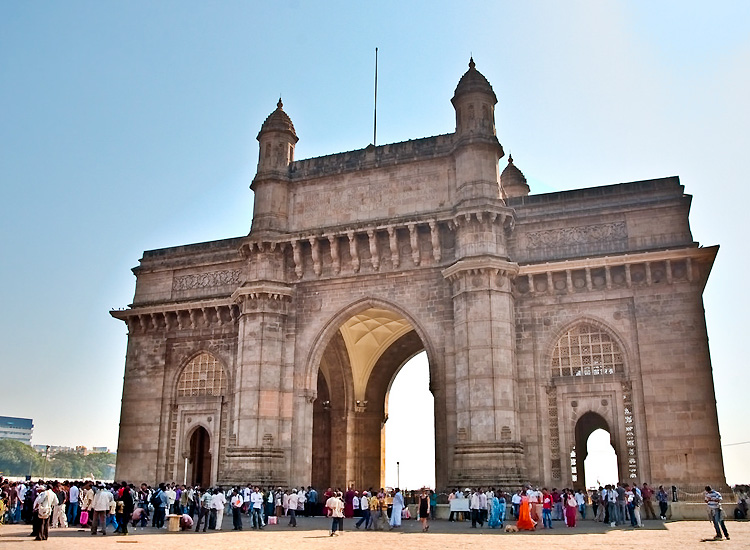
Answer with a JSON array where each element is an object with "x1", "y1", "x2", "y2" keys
[{"x1": 117, "y1": 482, "x2": 134, "y2": 535}]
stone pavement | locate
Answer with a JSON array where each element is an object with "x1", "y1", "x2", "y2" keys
[{"x1": 1, "y1": 517, "x2": 745, "y2": 548}]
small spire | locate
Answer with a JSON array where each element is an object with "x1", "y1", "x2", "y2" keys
[
  {"x1": 508, "y1": 154, "x2": 514, "y2": 164},
  {"x1": 277, "y1": 98, "x2": 283, "y2": 109},
  {"x1": 468, "y1": 56, "x2": 475, "y2": 70}
]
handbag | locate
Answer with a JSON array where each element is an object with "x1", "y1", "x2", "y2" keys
[{"x1": 80, "y1": 510, "x2": 89, "y2": 525}]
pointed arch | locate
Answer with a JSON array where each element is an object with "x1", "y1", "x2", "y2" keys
[
  {"x1": 303, "y1": 296, "x2": 440, "y2": 396},
  {"x1": 176, "y1": 351, "x2": 228, "y2": 398},
  {"x1": 545, "y1": 316, "x2": 630, "y2": 380}
]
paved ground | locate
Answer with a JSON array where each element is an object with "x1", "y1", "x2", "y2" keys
[{"x1": 1, "y1": 517, "x2": 745, "y2": 548}]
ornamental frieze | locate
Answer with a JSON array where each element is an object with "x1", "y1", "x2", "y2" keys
[
  {"x1": 173, "y1": 269, "x2": 241, "y2": 291},
  {"x1": 525, "y1": 221, "x2": 627, "y2": 249}
]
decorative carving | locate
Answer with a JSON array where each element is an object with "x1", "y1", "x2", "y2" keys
[
  {"x1": 525, "y1": 222, "x2": 626, "y2": 249},
  {"x1": 621, "y1": 381, "x2": 638, "y2": 480},
  {"x1": 173, "y1": 269, "x2": 241, "y2": 291},
  {"x1": 547, "y1": 386, "x2": 561, "y2": 480}
]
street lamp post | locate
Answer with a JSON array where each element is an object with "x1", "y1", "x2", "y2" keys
[
  {"x1": 42, "y1": 445, "x2": 50, "y2": 479},
  {"x1": 396, "y1": 461, "x2": 400, "y2": 488}
]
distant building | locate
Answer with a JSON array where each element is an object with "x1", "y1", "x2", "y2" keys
[
  {"x1": 91, "y1": 447, "x2": 109, "y2": 454},
  {"x1": 0, "y1": 416, "x2": 33, "y2": 445}
]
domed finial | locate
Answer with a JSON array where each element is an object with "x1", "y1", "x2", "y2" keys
[
  {"x1": 508, "y1": 154, "x2": 514, "y2": 164},
  {"x1": 277, "y1": 98, "x2": 283, "y2": 110},
  {"x1": 468, "y1": 57, "x2": 475, "y2": 70}
]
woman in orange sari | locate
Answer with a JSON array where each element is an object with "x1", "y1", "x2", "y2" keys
[{"x1": 516, "y1": 494, "x2": 536, "y2": 531}]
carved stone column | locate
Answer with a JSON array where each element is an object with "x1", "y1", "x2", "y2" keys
[
  {"x1": 228, "y1": 281, "x2": 294, "y2": 486},
  {"x1": 443, "y1": 257, "x2": 525, "y2": 487}
]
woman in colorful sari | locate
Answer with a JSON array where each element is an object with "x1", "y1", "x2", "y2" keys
[
  {"x1": 488, "y1": 492, "x2": 505, "y2": 528},
  {"x1": 516, "y1": 494, "x2": 536, "y2": 531}
]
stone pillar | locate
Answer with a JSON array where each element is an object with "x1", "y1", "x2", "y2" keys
[
  {"x1": 228, "y1": 280, "x2": 294, "y2": 486},
  {"x1": 443, "y1": 256, "x2": 525, "y2": 487}
]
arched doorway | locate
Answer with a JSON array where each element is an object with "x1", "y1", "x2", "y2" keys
[
  {"x1": 574, "y1": 412, "x2": 617, "y2": 489},
  {"x1": 311, "y1": 306, "x2": 438, "y2": 490},
  {"x1": 189, "y1": 427, "x2": 211, "y2": 488},
  {"x1": 583, "y1": 428, "x2": 618, "y2": 488}
]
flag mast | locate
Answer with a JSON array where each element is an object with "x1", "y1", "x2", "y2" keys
[{"x1": 373, "y1": 47, "x2": 378, "y2": 146}]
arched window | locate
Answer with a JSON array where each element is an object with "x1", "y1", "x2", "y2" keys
[
  {"x1": 551, "y1": 323, "x2": 623, "y2": 378},
  {"x1": 177, "y1": 352, "x2": 227, "y2": 397}
]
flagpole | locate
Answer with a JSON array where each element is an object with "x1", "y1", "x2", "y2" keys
[{"x1": 373, "y1": 47, "x2": 378, "y2": 146}]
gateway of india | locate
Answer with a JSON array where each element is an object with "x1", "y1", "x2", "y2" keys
[{"x1": 112, "y1": 59, "x2": 725, "y2": 491}]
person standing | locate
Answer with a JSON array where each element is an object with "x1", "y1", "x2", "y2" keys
[
  {"x1": 541, "y1": 488, "x2": 553, "y2": 529},
  {"x1": 67, "y1": 482, "x2": 79, "y2": 526},
  {"x1": 51, "y1": 482, "x2": 67, "y2": 528},
  {"x1": 117, "y1": 482, "x2": 133, "y2": 536},
  {"x1": 194, "y1": 489, "x2": 212, "y2": 532},
  {"x1": 656, "y1": 485, "x2": 669, "y2": 520},
  {"x1": 417, "y1": 488, "x2": 430, "y2": 532},
  {"x1": 389, "y1": 488, "x2": 404, "y2": 529},
  {"x1": 230, "y1": 488, "x2": 243, "y2": 530},
  {"x1": 287, "y1": 488, "x2": 299, "y2": 527},
  {"x1": 355, "y1": 491, "x2": 371, "y2": 529},
  {"x1": 327, "y1": 491, "x2": 344, "y2": 536},
  {"x1": 470, "y1": 489, "x2": 483, "y2": 528},
  {"x1": 91, "y1": 484, "x2": 113, "y2": 535},
  {"x1": 704, "y1": 486, "x2": 730, "y2": 541},
  {"x1": 641, "y1": 483, "x2": 656, "y2": 520},
  {"x1": 250, "y1": 486, "x2": 264, "y2": 529},
  {"x1": 211, "y1": 487, "x2": 227, "y2": 530},
  {"x1": 33, "y1": 484, "x2": 58, "y2": 541}
]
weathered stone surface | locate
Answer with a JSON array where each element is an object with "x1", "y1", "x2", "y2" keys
[{"x1": 112, "y1": 59, "x2": 724, "y2": 491}]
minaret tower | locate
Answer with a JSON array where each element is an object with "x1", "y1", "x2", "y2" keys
[
  {"x1": 451, "y1": 58, "x2": 505, "y2": 205},
  {"x1": 250, "y1": 99, "x2": 298, "y2": 235}
]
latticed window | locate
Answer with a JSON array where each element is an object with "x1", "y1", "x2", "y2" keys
[
  {"x1": 177, "y1": 352, "x2": 226, "y2": 397},
  {"x1": 551, "y1": 323, "x2": 623, "y2": 378}
]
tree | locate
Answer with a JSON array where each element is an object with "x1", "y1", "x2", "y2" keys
[{"x1": 0, "y1": 439, "x2": 42, "y2": 477}]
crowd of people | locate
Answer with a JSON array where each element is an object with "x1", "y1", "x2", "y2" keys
[{"x1": 0, "y1": 476, "x2": 736, "y2": 541}]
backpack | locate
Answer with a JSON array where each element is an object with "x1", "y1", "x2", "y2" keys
[
  {"x1": 632, "y1": 492, "x2": 641, "y2": 507},
  {"x1": 151, "y1": 490, "x2": 162, "y2": 507}
]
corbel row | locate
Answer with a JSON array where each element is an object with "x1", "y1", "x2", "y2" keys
[
  {"x1": 287, "y1": 219, "x2": 445, "y2": 279},
  {"x1": 116, "y1": 303, "x2": 241, "y2": 334},
  {"x1": 516, "y1": 246, "x2": 715, "y2": 296}
]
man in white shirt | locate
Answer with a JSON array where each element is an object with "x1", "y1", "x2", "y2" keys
[
  {"x1": 231, "y1": 488, "x2": 243, "y2": 530},
  {"x1": 287, "y1": 489, "x2": 299, "y2": 527},
  {"x1": 211, "y1": 488, "x2": 227, "y2": 530},
  {"x1": 67, "y1": 483, "x2": 80, "y2": 526},
  {"x1": 91, "y1": 485, "x2": 114, "y2": 535},
  {"x1": 355, "y1": 491, "x2": 371, "y2": 529},
  {"x1": 470, "y1": 489, "x2": 483, "y2": 527},
  {"x1": 250, "y1": 487, "x2": 264, "y2": 529},
  {"x1": 165, "y1": 485, "x2": 177, "y2": 515}
]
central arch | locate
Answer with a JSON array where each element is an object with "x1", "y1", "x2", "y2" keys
[{"x1": 309, "y1": 300, "x2": 443, "y2": 489}]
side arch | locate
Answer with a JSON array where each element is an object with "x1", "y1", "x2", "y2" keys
[{"x1": 542, "y1": 315, "x2": 633, "y2": 381}]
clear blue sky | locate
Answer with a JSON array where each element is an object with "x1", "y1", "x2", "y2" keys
[{"x1": 1, "y1": 1, "x2": 748, "y2": 484}]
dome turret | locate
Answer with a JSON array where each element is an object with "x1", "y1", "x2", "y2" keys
[
  {"x1": 451, "y1": 58, "x2": 498, "y2": 139},
  {"x1": 501, "y1": 155, "x2": 530, "y2": 198},
  {"x1": 256, "y1": 98, "x2": 298, "y2": 173},
  {"x1": 452, "y1": 57, "x2": 497, "y2": 104},
  {"x1": 257, "y1": 98, "x2": 298, "y2": 141}
]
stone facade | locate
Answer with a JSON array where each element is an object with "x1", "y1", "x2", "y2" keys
[{"x1": 112, "y1": 59, "x2": 725, "y2": 490}]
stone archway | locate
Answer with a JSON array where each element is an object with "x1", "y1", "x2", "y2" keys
[
  {"x1": 189, "y1": 426, "x2": 211, "y2": 488},
  {"x1": 310, "y1": 306, "x2": 434, "y2": 490},
  {"x1": 573, "y1": 412, "x2": 615, "y2": 490}
]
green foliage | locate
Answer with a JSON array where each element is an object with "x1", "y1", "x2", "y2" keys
[
  {"x1": 0, "y1": 439, "x2": 42, "y2": 477},
  {"x1": 0, "y1": 440, "x2": 116, "y2": 480}
]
